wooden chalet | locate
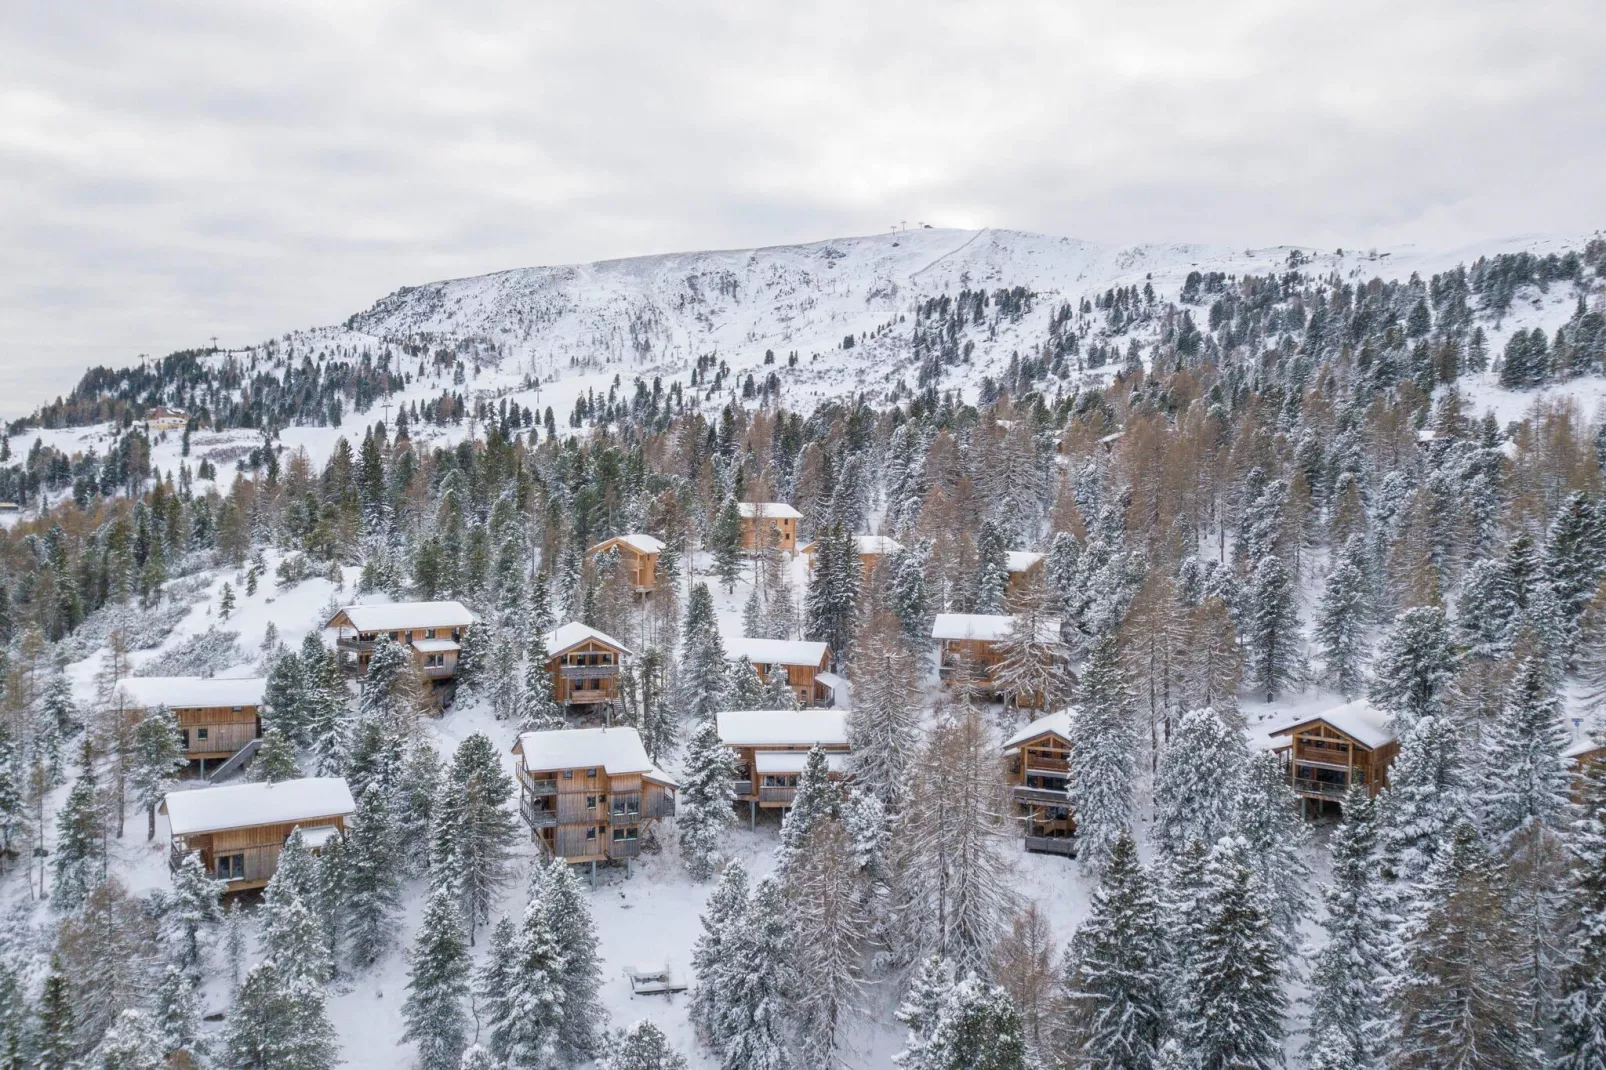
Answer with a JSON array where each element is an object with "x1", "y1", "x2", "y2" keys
[
  {"x1": 162, "y1": 777, "x2": 355, "y2": 891},
  {"x1": 725, "y1": 637, "x2": 835, "y2": 707},
  {"x1": 800, "y1": 534, "x2": 903, "y2": 581},
  {"x1": 586, "y1": 533, "x2": 666, "y2": 594},
  {"x1": 1005, "y1": 550, "x2": 1046, "y2": 598},
  {"x1": 544, "y1": 622, "x2": 631, "y2": 712},
  {"x1": 1267, "y1": 701, "x2": 1400, "y2": 815},
  {"x1": 511, "y1": 727, "x2": 676, "y2": 872},
  {"x1": 145, "y1": 406, "x2": 188, "y2": 433},
  {"x1": 117, "y1": 676, "x2": 266, "y2": 774},
  {"x1": 1567, "y1": 737, "x2": 1606, "y2": 784},
  {"x1": 1004, "y1": 710, "x2": 1075, "y2": 857},
  {"x1": 325, "y1": 601, "x2": 477, "y2": 696},
  {"x1": 737, "y1": 502, "x2": 802, "y2": 553},
  {"x1": 931, "y1": 613, "x2": 1058, "y2": 702},
  {"x1": 716, "y1": 709, "x2": 851, "y2": 825}
]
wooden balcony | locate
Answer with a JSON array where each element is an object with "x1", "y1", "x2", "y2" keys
[
  {"x1": 1024, "y1": 756, "x2": 1070, "y2": 774},
  {"x1": 1292, "y1": 742, "x2": 1354, "y2": 767},
  {"x1": 1025, "y1": 835, "x2": 1077, "y2": 857},
  {"x1": 1292, "y1": 776, "x2": 1350, "y2": 799},
  {"x1": 520, "y1": 799, "x2": 558, "y2": 828},
  {"x1": 336, "y1": 636, "x2": 377, "y2": 654},
  {"x1": 421, "y1": 665, "x2": 455, "y2": 680},
  {"x1": 608, "y1": 838, "x2": 642, "y2": 859},
  {"x1": 730, "y1": 779, "x2": 757, "y2": 800},
  {"x1": 642, "y1": 793, "x2": 675, "y2": 820},
  {"x1": 759, "y1": 785, "x2": 797, "y2": 805},
  {"x1": 1013, "y1": 785, "x2": 1069, "y2": 806},
  {"x1": 560, "y1": 665, "x2": 619, "y2": 681},
  {"x1": 519, "y1": 774, "x2": 558, "y2": 795}
]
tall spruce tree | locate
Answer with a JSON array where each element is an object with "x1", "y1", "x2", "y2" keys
[
  {"x1": 677, "y1": 718, "x2": 737, "y2": 881},
  {"x1": 1067, "y1": 635, "x2": 1137, "y2": 872},
  {"x1": 1370, "y1": 605, "x2": 1456, "y2": 728},
  {"x1": 534, "y1": 857, "x2": 607, "y2": 1063},
  {"x1": 1314, "y1": 535, "x2": 1372, "y2": 698},
  {"x1": 343, "y1": 783, "x2": 402, "y2": 971},
  {"x1": 690, "y1": 862, "x2": 750, "y2": 1047},
  {"x1": 1557, "y1": 751, "x2": 1606, "y2": 1069},
  {"x1": 1244, "y1": 553, "x2": 1301, "y2": 701},
  {"x1": 805, "y1": 522, "x2": 860, "y2": 672},
  {"x1": 128, "y1": 705, "x2": 185, "y2": 840},
  {"x1": 223, "y1": 959, "x2": 340, "y2": 1070},
  {"x1": 1150, "y1": 707, "x2": 1245, "y2": 863},
  {"x1": 679, "y1": 583, "x2": 728, "y2": 722},
  {"x1": 401, "y1": 888, "x2": 473, "y2": 1070}
]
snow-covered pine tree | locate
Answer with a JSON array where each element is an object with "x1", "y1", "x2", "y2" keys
[
  {"x1": 441, "y1": 733, "x2": 517, "y2": 941},
  {"x1": 760, "y1": 664, "x2": 798, "y2": 710},
  {"x1": 253, "y1": 726, "x2": 302, "y2": 782},
  {"x1": 888, "y1": 539, "x2": 934, "y2": 643},
  {"x1": 679, "y1": 583, "x2": 728, "y2": 722},
  {"x1": 1305, "y1": 786, "x2": 1390, "y2": 1070},
  {"x1": 482, "y1": 896, "x2": 568, "y2": 1068},
  {"x1": 223, "y1": 959, "x2": 340, "y2": 1070},
  {"x1": 690, "y1": 861, "x2": 749, "y2": 1046},
  {"x1": 1315, "y1": 534, "x2": 1372, "y2": 698},
  {"x1": 993, "y1": 579, "x2": 1072, "y2": 719},
  {"x1": 846, "y1": 612, "x2": 921, "y2": 808},
  {"x1": 1557, "y1": 749, "x2": 1606, "y2": 1070},
  {"x1": 1234, "y1": 750, "x2": 1310, "y2": 953},
  {"x1": 164, "y1": 850, "x2": 224, "y2": 978},
  {"x1": 1244, "y1": 552, "x2": 1301, "y2": 701},
  {"x1": 973, "y1": 520, "x2": 1010, "y2": 613},
  {"x1": 92, "y1": 1008, "x2": 167, "y2": 1070},
  {"x1": 128, "y1": 704, "x2": 185, "y2": 840},
  {"x1": 1068, "y1": 635, "x2": 1137, "y2": 872},
  {"x1": 402, "y1": 888, "x2": 473, "y2": 1070},
  {"x1": 298, "y1": 632, "x2": 350, "y2": 776},
  {"x1": 358, "y1": 635, "x2": 423, "y2": 728},
  {"x1": 533, "y1": 857, "x2": 607, "y2": 1063},
  {"x1": 262, "y1": 830, "x2": 335, "y2": 983},
  {"x1": 1175, "y1": 836, "x2": 1287, "y2": 1070},
  {"x1": 712, "y1": 495, "x2": 744, "y2": 593},
  {"x1": 1378, "y1": 714, "x2": 1466, "y2": 892},
  {"x1": 716, "y1": 877, "x2": 796, "y2": 1070},
  {"x1": 393, "y1": 742, "x2": 443, "y2": 877},
  {"x1": 521, "y1": 632, "x2": 563, "y2": 733},
  {"x1": 894, "y1": 953, "x2": 954, "y2": 1069},
  {"x1": 786, "y1": 817, "x2": 869, "y2": 1068},
  {"x1": 726, "y1": 656, "x2": 766, "y2": 709},
  {"x1": 1480, "y1": 656, "x2": 1573, "y2": 846},
  {"x1": 343, "y1": 782, "x2": 402, "y2": 971},
  {"x1": 743, "y1": 589, "x2": 764, "y2": 640},
  {"x1": 458, "y1": 1044, "x2": 497, "y2": 1070},
  {"x1": 1543, "y1": 490, "x2": 1606, "y2": 646},
  {"x1": 599, "y1": 1021, "x2": 689, "y2": 1070},
  {"x1": 1369, "y1": 605, "x2": 1456, "y2": 729},
  {"x1": 1150, "y1": 706, "x2": 1245, "y2": 863},
  {"x1": 151, "y1": 961, "x2": 204, "y2": 1062},
  {"x1": 1057, "y1": 827, "x2": 1166, "y2": 1070},
  {"x1": 776, "y1": 745, "x2": 842, "y2": 878},
  {"x1": 263, "y1": 645, "x2": 311, "y2": 744},
  {"x1": 344, "y1": 710, "x2": 406, "y2": 803},
  {"x1": 805, "y1": 522, "x2": 860, "y2": 672},
  {"x1": 678, "y1": 718, "x2": 737, "y2": 881},
  {"x1": 1393, "y1": 819, "x2": 1528, "y2": 1069},
  {"x1": 920, "y1": 974, "x2": 1032, "y2": 1070},
  {"x1": 51, "y1": 744, "x2": 105, "y2": 910},
  {"x1": 34, "y1": 964, "x2": 74, "y2": 1070}
]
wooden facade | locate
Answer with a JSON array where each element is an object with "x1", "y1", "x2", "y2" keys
[
  {"x1": 1004, "y1": 713, "x2": 1075, "y2": 857},
  {"x1": 800, "y1": 535, "x2": 902, "y2": 582},
  {"x1": 511, "y1": 728, "x2": 675, "y2": 868},
  {"x1": 545, "y1": 623, "x2": 631, "y2": 710},
  {"x1": 1269, "y1": 711, "x2": 1400, "y2": 813},
  {"x1": 726, "y1": 638, "x2": 833, "y2": 706},
  {"x1": 932, "y1": 613, "x2": 1056, "y2": 708},
  {"x1": 117, "y1": 678, "x2": 266, "y2": 767},
  {"x1": 716, "y1": 710, "x2": 851, "y2": 824},
  {"x1": 326, "y1": 601, "x2": 475, "y2": 698},
  {"x1": 163, "y1": 778, "x2": 355, "y2": 892},
  {"x1": 586, "y1": 534, "x2": 664, "y2": 594},
  {"x1": 738, "y1": 503, "x2": 801, "y2": 553},
  {"x1": 1005, "y1": 551, "x2": 1046, "y2": 599}
]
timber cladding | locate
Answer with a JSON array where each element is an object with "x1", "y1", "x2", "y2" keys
[
  {"x1": 177, "y1": 814, "x2": 348, "y2": 890},
  {"x1": 159, "y1": 704, "x2": 261, "y2": 759}
]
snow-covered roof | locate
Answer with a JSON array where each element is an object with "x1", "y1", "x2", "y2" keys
[
  {"x1": 930, "y1": 613, "x2": 1058, "y2": 643},
  {"x1": 164, "y1": 777, "x2": 356, "y2": 837},
  {"x1": 1265, "y1": 700, "x2": 1396, "y2": 750},
  {"x1": 331, "y1": 600, "x2": 477, "y2": 633},
  {"x1": 801, "y1": 534, "x2": 902, "y2": 557},
  {"x1": 411, "y1": 638, "x2": 460, "y2": 653},
  {"x1": 589, "y1": 533, "x2": 665, "y2": 556},
  {"x1": 1004, "y1": 709, "x2": 1075, "y2": 750},
  {"x1": 737, "y1": 502, "x2": 803, "y2": 520},
  {"x1": 1565, "y1": 736, "x2": 1605, "y2": 761},
  {"x1": 716, "y1": 709, "x2": 850, "y2": 748},
  {"x1": 546, "y1": 621, "x2": 632, "y2": 657},
  {"x1": 725, "y1": 637, "x2": 829, "y2": 668},
  {"x1": 514, "y1": 727, "x2": 654, "y2": 775},
  {"x1": 117, "y1": 676, "x2": 267, "y2": 710},
  {"x1": 815, "y1": 671, "x2": 848, "y2": 693},
  {"x1": 1006, "y1": 550, "x2": 1044, "y2": 574},
  {"x1": 754, "y1": 751, "x2": 852, "y2": 775}
]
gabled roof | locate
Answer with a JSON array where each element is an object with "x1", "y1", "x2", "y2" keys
[
  {"x1": 1265, "y1": 700, "x2": 1395, "y2": 750},
  {"x1": 1006, "y1": 550, "x2": 1045, "y2": 574},
  {"x1": 716, "y1": 709, "x2": 850, "y2": 749},
  {"x1": 163, "y1": 777, "x2": 355, "y2": 837},
  {"x1": 330, "y1": 600, "x2": 477, "y2": 633},
  {"x1": 1004, "y1": 709, "x2": 1075, "y2": 751},
  {"x1": 117, "y1": 676, "x2": 267, "y2": 710},
  {"x1": 931, "y1": 613, "x2": 1059, "y2": 643},
  {"x1": 1565, "y1": 736, "x2": 1606, "y2": 762},
  {"x1": 546, "y1": 621, "x2": 632, "y2": 658},
  {"x1": 737, "y1": 502, "x2": 803, "y2": 520},
  {"x1": 725, "y1": 637, "x2": 829, "y2": 668},
  {"x1": 588, "y1": 533, "x2": 665, "y2": 556},
  {"x1": 411, "y1": 638, "x2": 460, "y2": 653},
  {"x1": 513, "y1": 726, "x2": 655, "y2": 776}
]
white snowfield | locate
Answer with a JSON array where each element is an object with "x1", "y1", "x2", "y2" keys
[
  {"x1": 715, "y1": 709, "x2": 850, "y2": 748},
  {"x1": 545, "y1": 620, "x2": 632, "y2": 657},
  {"x1": 1005, "y1": 550, "x2": 1045, "y2": 574},
  {"x1": 512, "y1": 725, "x2": 659, "y2": 777},
  {"x1": 930, "y1": 612, "x2": 1060, "y2": 643},
  {"x1": 332, "y1": 600, "x2": 477, "y2": 632},
  {"x1": 115, "y1": 676, "x2": 266, "y2": 709},
  {"x1": 163, "y1": 776, "x2": 356, "y2": 837},
  {"x1": 724, "y1": 636, "x2": 829, "y2": 667},
  {"x1": 736, "y1": 502, "x2": 803, "y2": 520}
]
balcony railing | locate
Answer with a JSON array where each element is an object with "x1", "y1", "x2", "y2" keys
[
  {"x1": 1024, "y1": 835, "x2": 1077, "y2": 857},
  {"x1": 421, "y1": 665, "x2": 455, "y2": 680},
  {"x1": 1013, "y1": 785, "x2": 1070, "y2": 806},
  {"x1": 336, "y1": 636, "x2": 377, "y2": 653},
  {"x1": 560, "y1": 665, "x2": 619, "y2": 681},
  {"x1": 1293, "y1": 744, "x2": 1354, "y2": 767},
  {"x1": 642, "y1": 794, "x2": 676, "y2": 820},
  {"x1": 1024, "y1": 756, "x2": 1070, "y2": 774},
  {"x1": 759, "y1": 786, "x2": 797, "y2": 805},
  {"x1": 520, "y1": 800, "x2": 558, "y2": 828},
  {"x1": 520, "y1": 775, "x2": 558, "y2": 795},
  {"x1": 1292, "y1": 776, "x2": 1350, "y2": 799},
  {"x1": 730, "y1": 779, "x2": 757, "y2": 800},
  {"x1": 608, "y1": 838, "x2": 642, "y2": 859}
]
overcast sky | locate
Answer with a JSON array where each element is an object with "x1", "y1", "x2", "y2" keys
[{"x1": 2, "y1": 0, "x2": 1602, "y2": 418}]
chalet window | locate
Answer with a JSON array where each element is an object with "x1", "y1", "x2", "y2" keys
[
  {"x1": 216, "y1": 854, "x2": 245, "y2": 881},
  {"x1": 425, "y1": 628, "x2": 437, "y2": 639},
  {"x1": 585, "y1": 828, "x2": 597, "y2": 841},
  {"x1": 612, "y1": 827, "x2": 638, "y2": 842},
  {"x1": 180, "y1": 729, "x2": 191, "y2": 749},
  {"x1": 196, "y1": 727, "x2": 208, "y2": 741},
  {"x1": 390, "y1": 631, "x2": 400, "y2": 641},
  {"x1": 586, "y1": 768, "x2": 597, "y2": 778},
  {"x1": 586, "y1": 795, "x2": 598, "y2": 810},
  {"x1": 562, "y1": 770, "x2": 573, "y2": 780},
  {"x1": 232, "y1": 705, "x2": 243, "y2": 712}
]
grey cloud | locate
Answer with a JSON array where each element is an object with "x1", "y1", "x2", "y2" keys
[{"x1": 0, "y1": 0, "x2": 1602, "y2": 417}]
